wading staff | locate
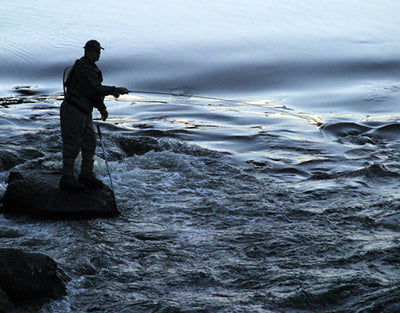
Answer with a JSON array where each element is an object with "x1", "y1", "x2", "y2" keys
[{"x1": 96, "y1": 122, "x2": 119, "y2": 212}]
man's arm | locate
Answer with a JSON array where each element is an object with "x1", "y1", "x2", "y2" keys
[{"x1": 75, "y1": 63, "x2": 115, "y2": 97}]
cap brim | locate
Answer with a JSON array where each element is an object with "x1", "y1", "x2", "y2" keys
[{"x1": 83, "y1": 46, "x2": 105, "y2": 50}]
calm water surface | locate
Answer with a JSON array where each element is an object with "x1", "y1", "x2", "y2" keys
[{"x1": 1, "y1": 1, "x2": 400, "y2": 312}]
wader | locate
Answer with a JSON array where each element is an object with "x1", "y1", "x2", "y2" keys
[{"x1": 60, "y1": 100, "x2": 96, "y2": 178}]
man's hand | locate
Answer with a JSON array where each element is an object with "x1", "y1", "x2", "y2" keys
[
  {"x1": 113, "y1": 87, "x2": 129, "y2": 98},
  {"x1": 100, "y1": 109, "x2": 108, "y2": 121}
]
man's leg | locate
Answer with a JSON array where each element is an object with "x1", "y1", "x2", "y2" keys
[
  {"x1": 79, "y1": 117, "x2": 104, "y2": 188},
  {"x1": 80, "y1": 118, "x2": 96, "y2": 177},
  {"x1": 60, "y1": 102, "x2": 86, "y2": 189}
]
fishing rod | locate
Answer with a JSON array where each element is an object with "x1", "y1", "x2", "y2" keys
[{"x1": 96, "y1": 122, "x2": 119, "y2": 213}]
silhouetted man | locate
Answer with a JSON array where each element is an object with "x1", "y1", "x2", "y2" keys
[{"x1": 60, "y1": 39, "x2": 128, "y2": 190}]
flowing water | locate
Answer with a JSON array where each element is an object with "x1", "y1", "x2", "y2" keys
[{"x1": 1, "y1": 1, "x2": 400, "y2": 312}]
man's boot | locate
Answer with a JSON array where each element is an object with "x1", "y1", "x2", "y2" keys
[
  {"x1": 78, "y1": 173, "x2": 104, "y2": 189},
  {"x1": 60, "y1": 175, "x2": 85, "y2": 190}
]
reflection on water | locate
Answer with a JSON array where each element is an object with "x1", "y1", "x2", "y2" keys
[{"x1": 1, "y1": 1, "x2": 400, "y2": 101}]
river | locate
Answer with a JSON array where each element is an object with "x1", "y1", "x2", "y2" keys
[{"x1": 1, "y1": 1, "x2": 400, "y2": 312}]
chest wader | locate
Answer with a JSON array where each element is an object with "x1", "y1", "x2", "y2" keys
[{"x1": 61, "y1": 65, "x2": 96, "y2": 179}]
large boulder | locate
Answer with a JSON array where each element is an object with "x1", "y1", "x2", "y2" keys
[
  {"x1": 0, "y1": 286, "x2": 14, "y2": 313},
  {"x1": 1, "y1": 170, "x2": 119, "y2": 219},
  {"x1": 0, "y1": 248, "x2": 66, "y2": 304}
]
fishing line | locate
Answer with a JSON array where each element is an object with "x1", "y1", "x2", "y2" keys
[{"x1": 127, "y1": 90, "x2": 323, "y2": 126}]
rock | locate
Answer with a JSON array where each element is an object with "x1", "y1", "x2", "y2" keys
[
  {"x1": 0, "y1": 148, "x2": 44, "y2": 172},
  {"x1": 1, "y1": 170, "x2": 119, "y2": 219},
  {"x1": 117, "y1": 135, "x2": 161, "y2": 156},
  {"x1": 0, "y1": 248, "x2": 67, "y2": 303},
  {"x1": 0, "y1": 286, "x2": 15, "y2": 313},
  {"x1": 0, "y1": 227, "x2": 23, "y2": 239}
]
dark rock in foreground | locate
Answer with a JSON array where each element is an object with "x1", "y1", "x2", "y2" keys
[
  {"x1": 0, "y1": 248, "x2": 66, "y2": 309},
  {"x1": 1, "y1": 170, "x2": 119, "y2": 219},
  {"x1": 0, "y1": 286, "x2": 14, "y2": 313}
]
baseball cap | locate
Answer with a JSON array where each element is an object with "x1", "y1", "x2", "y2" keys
[{"x1": 84, "y1": 40, "x2": 104, "y2": 51}]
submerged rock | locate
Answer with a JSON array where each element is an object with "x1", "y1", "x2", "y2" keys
[
  {"x1": 1, "y1": 170, "x2": 119, "y2": 219},
  {"x1": 0, "y1": 248, "x2": 66, "y2": 305}
]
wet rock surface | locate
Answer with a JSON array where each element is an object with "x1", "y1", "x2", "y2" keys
[
  {"x1": 0, "y1": 248, "x2": 66, "y2": 310},
  {"x1": 0, "y1": 286, "x2": 14, "y2": 313},
  {"x1": 1, "y1": 170, "x2": 119, "y2": 219}
]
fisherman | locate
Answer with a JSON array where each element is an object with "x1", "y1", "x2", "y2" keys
[{"x1": 60, "y1": 39, "x2": 128, "y2": 190}]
